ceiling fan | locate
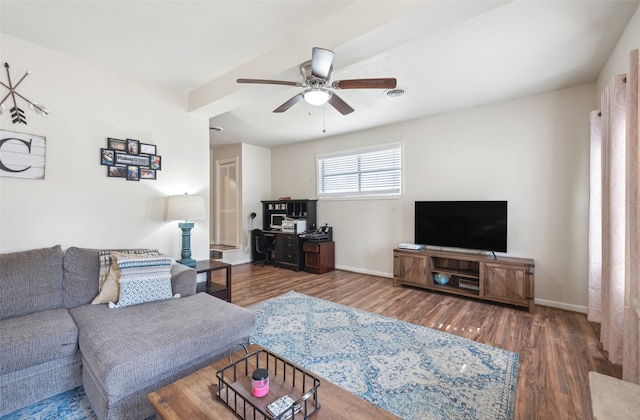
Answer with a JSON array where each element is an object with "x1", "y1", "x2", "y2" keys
[{"x1": 237, "y1": 47, "x2": 397, "y2": 115}]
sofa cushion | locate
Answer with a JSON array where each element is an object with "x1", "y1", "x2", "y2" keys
[
  {"x1": 0, "y1": 353, "x2": 82, "y2": 417},
  {"x1": 63, "y1": 247, "x2": 101, "y2": 309},
  {"x1": 0, "y1": 309, "x2": 78, "y2": 374},
  {"x1": 69, "y1": 293, "x2": 257, "y2": 398},
  {"x1": 0, "y1": 245, "x2": 63, "y2": 319}
]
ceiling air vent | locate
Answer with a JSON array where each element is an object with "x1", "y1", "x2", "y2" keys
[{"x1": 385, "y1": 88, "x2": 406, "y2": 98}]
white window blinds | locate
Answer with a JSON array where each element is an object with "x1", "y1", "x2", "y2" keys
[{"x1": 317, "y1": 143, "x2": 402, "y2": 198}]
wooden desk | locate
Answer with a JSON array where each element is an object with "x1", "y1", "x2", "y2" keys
[{"x1": 195, "y1": 260, "x2": 232, "y2": 302}]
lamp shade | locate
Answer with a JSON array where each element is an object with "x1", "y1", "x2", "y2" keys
[{"x1": 166, "y1": 194, "x2": 206, "y2": 221}]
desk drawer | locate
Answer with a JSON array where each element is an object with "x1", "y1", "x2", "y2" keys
[
  {"x1": 277, "y1": 241, "x2": 298, "y2": 259},
  {"x1": 274, "y1": 233, "x2": 302, "y2": 270},
  {"x1": 303, "y1": 243, "x2": 320, "y2": 253}
]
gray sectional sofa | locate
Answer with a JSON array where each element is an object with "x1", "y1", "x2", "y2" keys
[{"x1": 0, "y1": 245, "x2": 257, "y2": 419}]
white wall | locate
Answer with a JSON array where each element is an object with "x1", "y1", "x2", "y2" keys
[
  {"x1": 240, "y1": 143, "x2": 271, "y2": 260},
  {"x1": 271, "y1": 83, "x2": 594, "y2": 311},
  {"x1": 0, "y1": 35, "x2": 210, "y2": 260},
  {"x1": 597, "y1": 4, "x2": 640, "y2": 93}
]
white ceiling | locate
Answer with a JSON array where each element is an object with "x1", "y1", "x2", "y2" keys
[{"x1": 1, "y1": 1, "x2": 637, "y2": 148}]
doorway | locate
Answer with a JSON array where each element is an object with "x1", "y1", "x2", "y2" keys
[{"x1": 214, "y1": 157, "x2": 240, "y2": 247}]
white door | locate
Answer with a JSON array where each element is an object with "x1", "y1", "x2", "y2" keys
[{"x1": 215, "y1": 157, "x2": 239, "y2": 246}]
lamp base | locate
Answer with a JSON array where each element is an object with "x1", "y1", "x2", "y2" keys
[
  {"x1": 178, "y1": 257, "x2": 197, "y2": 268},
  {"x1": 177, "y1": 221, "x2": 196, "y2": 268}
]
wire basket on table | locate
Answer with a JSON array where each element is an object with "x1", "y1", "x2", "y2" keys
[{"x1": 216, "y1": 345, "x2": 321, "y2": 419}]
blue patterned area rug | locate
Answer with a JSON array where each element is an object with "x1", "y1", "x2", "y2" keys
[
  {"x1": 1, "y1": 387, "x2": 96, "y2": 420},
  {"x1": 249, "y1": 291, "x2": 519, "y2": 420},
  {"x1": 2, "y1": 388, "x2": 158, "y2": 420}
]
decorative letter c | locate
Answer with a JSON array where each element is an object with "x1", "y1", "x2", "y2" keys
[{"x1": 0, "y1": 137, "x2": 32, "y2": 173}]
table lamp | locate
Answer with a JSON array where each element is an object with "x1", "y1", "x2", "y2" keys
[{"x1": 166, "y1": 193, "x2": 206, "y2": 267}]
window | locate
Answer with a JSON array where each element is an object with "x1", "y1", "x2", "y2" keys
[{"x1": 317, "y1": 143, "x2": 402, "y2": 198}]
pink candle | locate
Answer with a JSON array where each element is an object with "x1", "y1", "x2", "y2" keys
[{"x1": 251, "y1": 369, "x2": 269, "y2": 397}]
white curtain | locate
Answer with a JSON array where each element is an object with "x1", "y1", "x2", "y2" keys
[
  {"x1": 588, "y1": 49, "x2": 640, "y2": 384},
  {"x1": 588, "y1": 110, "x2": 602, "y2": 323},
  {"x1": 623, "y1": 49, "x2": 639, "y2": 384},
  {"x1": 601, "y1": 73, "x2": 626, "y2": 364}
]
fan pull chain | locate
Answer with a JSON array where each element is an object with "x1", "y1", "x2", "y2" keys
[{"x1": 322, "y1": 106, "x2": 326, "y2": 133}]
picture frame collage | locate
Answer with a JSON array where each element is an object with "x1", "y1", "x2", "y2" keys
[{"x1": 100, "y1": 138, "x2": 162, "y2": 181}]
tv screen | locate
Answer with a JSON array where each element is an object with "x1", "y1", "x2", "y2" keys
[{"x1": 415, "y1": 201, "x2": 507, "y2": 252}]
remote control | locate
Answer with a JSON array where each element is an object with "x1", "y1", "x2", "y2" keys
[{"x1": 266, "y1": 395, "x2": 301, "y2": 418}]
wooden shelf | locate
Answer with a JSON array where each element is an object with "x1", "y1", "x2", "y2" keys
[
  {"x1": 432, "y1": 268, "x2": 480, "y2": 279},
  {"x1": 262, "y1": 199, "x2": 317, "y2": 232},
  {"x1": 429, "y1": 282, "x2": 480, "y2": 297}
]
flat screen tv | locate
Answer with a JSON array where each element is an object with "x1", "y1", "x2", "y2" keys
[{"x1": 415, "y1": 201, "x2": 507, "y2": 252}]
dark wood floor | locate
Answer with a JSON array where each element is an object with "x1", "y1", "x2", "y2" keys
[{"x1": 211, "y1": 263, "x2": 621, "y2": 419}]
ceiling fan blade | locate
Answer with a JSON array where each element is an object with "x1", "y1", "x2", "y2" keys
[
  {"x1": 332, "y1": 78, "x2": 397, "y2": 90},
  {"x1": 237, "y1": 78, "x2": 303, "y2": 87},
  {"x1": 328, "y1": 93, "x2": 354, "y2": 115},
  {"x1": 273, "y1": 93, "x2": 304, "y2": 113},
  {"x1": 311, "y1": 47, "x2": 334, "y2": 79}
]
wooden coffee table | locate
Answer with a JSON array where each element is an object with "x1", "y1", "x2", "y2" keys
[{"x1": 148, "y1": 344, "x2": 399, "y2": 419}]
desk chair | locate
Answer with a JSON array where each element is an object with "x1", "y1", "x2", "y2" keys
[{"x1": 252, "y1": 229, "x2": 274, "y2": 266}]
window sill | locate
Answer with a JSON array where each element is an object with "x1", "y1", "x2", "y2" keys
[{"x1": 318, "y1": 194, "x2": 402, "y2": 201}]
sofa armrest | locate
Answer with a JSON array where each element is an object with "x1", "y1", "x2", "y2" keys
[{"x1": 171, "y1": 264, "x2": 197, "y2": 297}]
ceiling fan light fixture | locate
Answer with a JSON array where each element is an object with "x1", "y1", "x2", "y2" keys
[
  {"x1": 240, "y1": 47, "x2": 397, "y2": 115},
  {"x1": 303, "y1": 89, "x2": 331, "y2": 106}
]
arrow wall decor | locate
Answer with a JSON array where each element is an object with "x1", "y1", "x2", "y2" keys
[{"x1": 0, "y1": 62, "x2": 49, "y2": 124}]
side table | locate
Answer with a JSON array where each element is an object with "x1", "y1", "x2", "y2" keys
[{"x1": 195, "y1": 259, "x2": 232, "y2": 302}]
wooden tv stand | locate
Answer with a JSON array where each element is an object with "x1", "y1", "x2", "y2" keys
[{"x1": 393, "y1": 248, "x2": 535, "y2": 313}]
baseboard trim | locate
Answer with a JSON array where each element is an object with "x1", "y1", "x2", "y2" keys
[
  {"x1": 334, "y1": 265, "x2": 393, "y2": 279},
  {"x1": 534, "y1": 298, "x2": 587, "y2": 314},
  {"x1": 335, "y1": 266, "x2": 588, "y2": 313}
]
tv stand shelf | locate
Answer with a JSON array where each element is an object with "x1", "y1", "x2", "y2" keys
[
  {"x1": 393, "y1": 248, "x2": 535, "y2": 313},
  {"x1": 432, "y1": 268, "x2": 479, "y2": 278}
]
